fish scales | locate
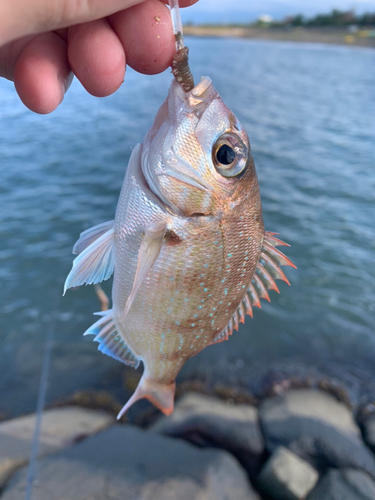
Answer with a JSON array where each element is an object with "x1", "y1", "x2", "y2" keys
[{"x1": 65, "y1": 76, "x2": 294, "y2": 418}]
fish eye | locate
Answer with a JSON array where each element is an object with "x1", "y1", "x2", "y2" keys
[
  {"x1": 216, "y1": 144, "x2": 236, "y2": 165},
  {"x1": 213, "y1": 133, "x2": 248, "y2": 178}
]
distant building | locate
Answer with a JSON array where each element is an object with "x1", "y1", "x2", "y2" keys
[
  {"x1": 258, "y1": 15, "x2": 273, "y2": 25},
  {"x1": 348, "y1": 25, "x2": 358, "y2": 33}
]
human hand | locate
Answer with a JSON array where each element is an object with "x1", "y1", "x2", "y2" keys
[{"x1": 0, "y1": 0, "x2": 197, "y2": 114}]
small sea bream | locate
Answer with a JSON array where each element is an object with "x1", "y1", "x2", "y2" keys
[{"x1": 64, "y1": 75, "x2": 295, "y2": 418}]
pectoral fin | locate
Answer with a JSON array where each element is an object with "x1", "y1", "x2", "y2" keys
[
  {"x1": 121, "y1": 224, "x2": 167, "y2": 319},
  {"x1": 73, "y1": 220, "x2": 114, "y2": 255},
  {"x1": 64, "y1": 227, "x2": 115, "y2": 294}
]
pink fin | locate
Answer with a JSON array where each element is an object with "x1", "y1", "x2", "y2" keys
[
  {"x1": 252, "y1": 273, "x2": 271, "y2": 301},
  {"x1": 264, "y1": 231, "x2": 290, "y2": 247},
  {"x1": 232, "y1": 311, "x2": 239, "y2": 331},
  {"x1": 243, "y1": 294, "x2": 253, "y2": 318},
  {"x1": 250, "y1": 230, "x2": 296, "y2": 305},
  {"x1": 117, "y1": 375, "x2": 175, "y2": 419},
  {"x1": 263, "y1": 240, "x2": 296, "y2": 268},
  {"x1": 210, "y1": 319, "x2": 234, "y2": 345},
  {"x1": 209, "y1": 331, "x2": 225, "y2": 345},
  {"x1": 238, "y1": 302, "x2": 245, "y2": 324},
  {"x1": 256, "y1": 262, "x2": 280, "y2": 293},
  {"x1": 225, "y1": 318, "x2": 233, "y2": 339},
  {"x1": 209, "y1": 231, "x2": 295, "y2": 347},
  {"x1": 248, "y1": 283, "x2": 262, "y2": 308},
  {"x1": 261, "y1": 252, "x2": 291, "y2": 285}
]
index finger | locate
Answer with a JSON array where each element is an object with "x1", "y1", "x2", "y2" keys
[
  {"x1": 0, "y1": 0, "x2": 141, "y2": 47},
  {"x1": 0, "y1": 0, "x2": 198, "y2": 47}
]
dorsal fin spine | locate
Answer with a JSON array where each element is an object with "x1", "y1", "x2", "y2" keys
[
  {"x1": 211, "y1": 231, "x2": 295, "y2": 345},
  {"x1": 252, "y1": 273, "x2": 270, "y2": 301},
  {"x1": 243, "y1": 294, "x2": 253, "y2": 318},
  {"x1": 261, "y1": 252, "x2": 291, "y2": 285},
  {"x1": 248, "y1": 283, "x2": 261, "y2": 308},
  {"x1": 238, "y1": 302, "x2": 245, "y2": 323},
  {"x1": 256, "y1": 262, "x2": 279, "y2": 293},
  {"x1": 232, "y1": 311, "x2": 239, "y2": 331}
]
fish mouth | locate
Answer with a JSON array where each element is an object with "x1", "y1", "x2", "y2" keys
[{"x1": 139, "y1": 76, "x2": 219, "y2": 216}]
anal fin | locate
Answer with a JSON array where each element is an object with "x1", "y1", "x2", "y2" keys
[{"x1": 84, "y1": 309, "x2": 140, "y2": 368}]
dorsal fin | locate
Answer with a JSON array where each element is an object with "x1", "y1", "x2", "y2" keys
[
  {"x1": 84, "y1": 309, "x2": 140, "y2": 368},
  {"x1": 210, "y1": 231, "x2": 296, "y2": 345}
]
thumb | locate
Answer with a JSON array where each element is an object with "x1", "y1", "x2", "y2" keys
[{"x1": 0, "y1": 0, "x2": 144, "y2": 47}]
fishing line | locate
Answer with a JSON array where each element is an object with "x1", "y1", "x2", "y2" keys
[
  {"x1": 169, "y1": 0, "x2": 184, "y2": 49},
  {"x1": 24, "y1": 293, "x2": 59, "y2": 500}
]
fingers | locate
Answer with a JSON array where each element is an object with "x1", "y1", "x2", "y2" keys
[
  {"x1": 0, "y1": 0, "x2": 200, "y2": 113},
  {"x1": 14, "y1": 32, "x2": 72, "y2": 114},
  {"x1": 110, "y1": 0, "x2": 174, "y2": 75},
  {"x1": 0, "y1": 0, "x2": 145, "y2": 47},
  {"x1": 68, "y1": 19, "x2": 125, "y2": 97},
  {"x1": 0, "y1": 35, "x2": 35, "y2": 81}
]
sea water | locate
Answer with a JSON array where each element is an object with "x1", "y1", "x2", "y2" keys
[{"x1": 0, "y1": 38, "x2": 374, "y2": 415}]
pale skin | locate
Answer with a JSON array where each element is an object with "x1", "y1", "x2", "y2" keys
[{"x1": 0, "y1": 0, "x2": 198, "y2": 114}]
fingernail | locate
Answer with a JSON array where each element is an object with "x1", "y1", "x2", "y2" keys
[{"x1": 64, "y1": 71, "x2": 74, "y2": 93}]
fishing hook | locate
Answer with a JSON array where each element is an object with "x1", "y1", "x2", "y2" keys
[{"x1": 168, "y1": 0, "x2": 195, "y2": 92}]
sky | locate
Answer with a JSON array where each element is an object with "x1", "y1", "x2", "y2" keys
[{"x1": 181, "y1": 0, "x2": 375, "y2": 24}]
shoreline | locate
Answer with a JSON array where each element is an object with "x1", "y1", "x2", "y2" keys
[
  {"x1": 184, "y1": 25, "x2": 375, "y2": 48},
  {"x1": 1, "y1": 386, "x2": 375, "y2": 499}
]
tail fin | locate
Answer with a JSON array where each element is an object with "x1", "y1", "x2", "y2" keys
[{"x1": 117, "y1": 374, "x2": 175, "y2": 420}]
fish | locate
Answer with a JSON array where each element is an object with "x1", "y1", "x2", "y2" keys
[{"x1": 64, "y1": 75, "x2": 296, "y2": 419}]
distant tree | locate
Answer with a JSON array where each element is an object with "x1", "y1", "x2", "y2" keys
[
  {"x1": 307, "y1": 9, "x2": 356, "y2": 27},
  {"x1": 249, "y1": 8, "x2": 375, "y2": 29},
  {"x1": 291, "y1": 14, "x2": 304, "y2": 27},
  {"x1": 359, "y1": 12, "x2": 375, "y2": 26}
]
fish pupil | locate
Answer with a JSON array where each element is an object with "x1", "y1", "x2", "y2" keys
[{"x1": 216, "y1": 144, "x2": 236, "y2": 165}]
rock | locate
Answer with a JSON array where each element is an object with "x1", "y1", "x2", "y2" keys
[
  {"x1": 307, "y1": 469, "x2": 375, "y2": 500},
  {"x1": 259, "y1": 389, "x2": 375, "y2": 478},
  {"x1": 363, "y1": 415, "x2": 375, "y2": 453},
  {"x1": 0, "y1": 407, "x2": 114, "y2": 489},
  {"x1": 1, "y1": 425, "x2": 260, "y2": 500},
  {"x1": 258, "y1": 446, "x2": 319, "y2": 500},
  {"x1": 151, "y1": 392, "x2": 264, "y2": 477}
]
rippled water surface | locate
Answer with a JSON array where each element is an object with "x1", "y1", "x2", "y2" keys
[{"x1": 1, "y1": 38, "x2": 374, "y2": 416}]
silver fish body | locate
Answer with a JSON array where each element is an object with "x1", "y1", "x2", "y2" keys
[{"x1": 65, "y1": 76, "x2": 295, "y2": 417}]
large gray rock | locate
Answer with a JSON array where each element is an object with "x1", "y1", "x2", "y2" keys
[
  {"x1": 2, "y1": 425, "x2": 260, "y2": 500},
  {"x1": 259, "y1": 389, "x2": 375, "y2": 478},
  {"x1": 307, "y1": 469, "x2": 375, "y2": 500},
  {"x1": 258, "y1": 447, "x2": 318, "y2": 500},
  {"x1": 152, "y1": 392, "x2": 264, "y2": 477},
  {"x1": 0, "y1": 407, "x2": 114, "y2": 489}
]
